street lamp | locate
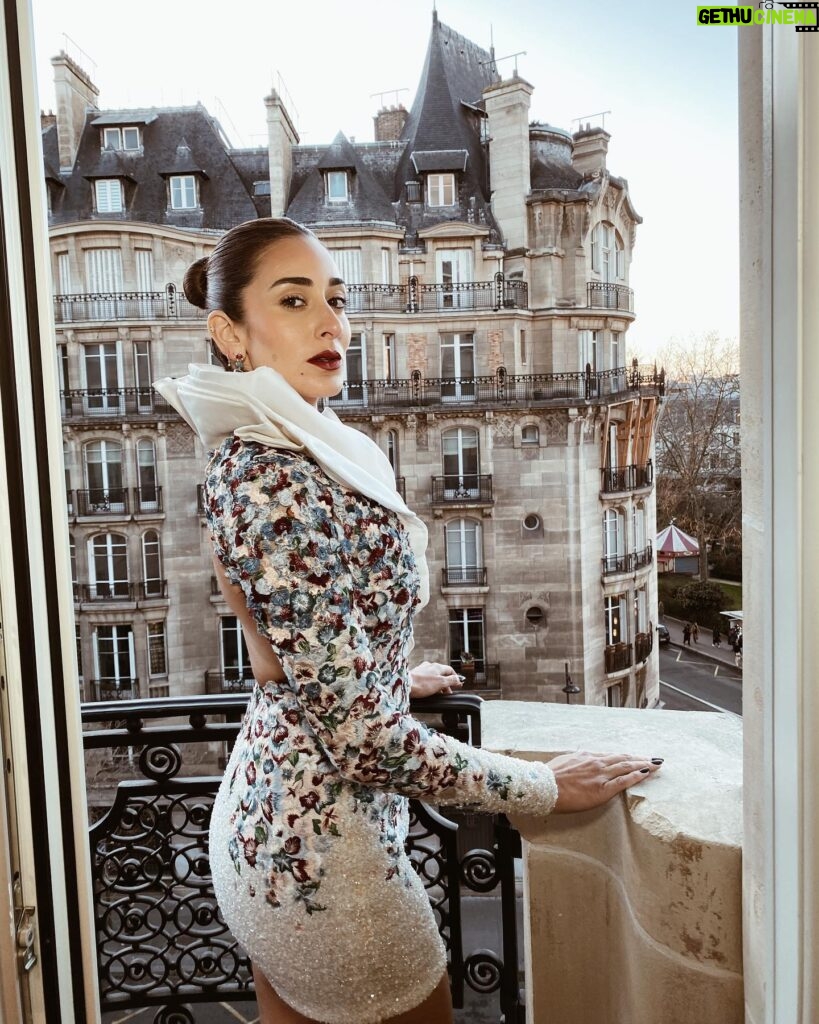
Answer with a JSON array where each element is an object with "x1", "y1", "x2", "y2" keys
[{"x1": 562, "y1": 662, "x2": 581, "y2": 704}]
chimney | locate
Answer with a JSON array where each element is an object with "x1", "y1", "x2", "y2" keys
[
  {"x1": 265, "y1": 89, "x2": 299, "y2": 218},
  {"x1": 571, "y1": 125, "x2": 610, "y2": 177},
  {"x1": 51, "y1": 51, "x2": 99, "y2": 172},
  {"x1": 40, "y1": 110, "x2": 57, "y2": 130},
  {"x1": 373, "y1": 105, "x2": 408, "y2": 142},
  {"x1": 482, "y1": 76, "x2": 534, "y2": 250}
]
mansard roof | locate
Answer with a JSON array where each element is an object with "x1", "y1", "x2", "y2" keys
[
  {"x1": 286, "y1": 132, "x2": 398, "y2": 227},
  {"x1": 49, "y1": 105, "x2": 260, "y2": 230}
]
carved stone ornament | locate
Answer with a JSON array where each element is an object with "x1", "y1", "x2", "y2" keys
[
  {"x1": 492, "y1": 414, "x2": 515, "y2": 447},
  {"x1": 542, "y1": 410, "x2": 569, "y2": 443},
  {"x1": 165, "y1": 421, "x2": 196, "y2": 457}
]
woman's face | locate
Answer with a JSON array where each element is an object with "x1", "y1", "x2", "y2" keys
[{"x1": 211, "y1": 234, "x2": 351, "y2": 406}]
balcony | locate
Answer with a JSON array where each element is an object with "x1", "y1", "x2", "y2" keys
[
  {"x1": 134, "y1": 486, "x2": 163, "y2": 513},
  {"x1": 601, "y1": 543, "x2": 654, "y2": 577},
  {"x1": 327, "y1": 367, "x2": 665, "y2": 414},
  {"x1": 600, "y1": 460, "x2": 654, "y2": 495},
  {"x1": 204, "y1": 669, "x2": 256, "y2": 693},
  {"x1": 60, "y1": 388, "x2": 179, "y2": 422},
  {"x1": 604, "y1": 642, "x2": 633, "y2": 673},
  {"x1": 442, "y1": 566, "x2": 488, "y2": 586},
  {"x1": 77, "y1": 694, "x2": 742, "y2": 1023},
  {"x1": 634, "y1": 630, "x2": 654, "y2": 663},
  {"x1": 76, "y1": 487, "x2": 129, "y2": 517},
  {"x1": 54, "y1": 284, "x2": 205, "y2": 323},
  {"x1": 586, "y1": 280, "x2": 634, "y2": 312},
  {"x1": 431, "y1": 474, "x2": 494, "y2": 508},
  {"x1": 87, "y1": 677, "x2": 139, "y2": 701}
]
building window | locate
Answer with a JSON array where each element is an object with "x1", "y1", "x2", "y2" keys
[
  {"x1": 435, "y1": 248, "x2": 474, "y2": 308},
  {"x1": 386, "y1": 430, "x2": 399, "y2": 474},
  {"x1": 142, "y1": 530, "x2": 163, "y2": 597},
  {"x1": 76, "y1": 623, "x2": 83, "y2": 681},
  {"x1": 611, "y1": 331, "x2": 623, "y2": 370},
  {"x1": 634, "y1": 587, "x2": 648, "y2": 637},
  {"x1": 328, "y1": 248, "x2": 362, "y2": 286},
  {"x1": 57, "y1": 251, "x2": 72, "y2": 294},
  {"x1": 383, "y1": 333, "x2": 397, "y2": 380},
  {"x1": 442, "y1": 427, "x2": 479, "y2": 497},
  {"x1": 520, "y1": 328, "x2": 527, "y2": 364},
  {"x1": 448, "y1": 607, "x2": 485, "y2": 673},
  {"x1": 136, "y1": 438, "x2": 159, "y2": 511},
  {"x1": 170, "y1": 175, "x2": 198, "y2": 210},
  {"x1": 445, "y1": 518, "x2": 483, "y2": 585},
  {"x1": 591, "y1": 222, "x2": 625, "y2": 281},
  {"x1": 220, "y1": 616, "x2": 252, "y2": 683},
  {"x1": 325, "y1": 171, "x2": 349, "y2": 202},
  {"x1": 92, "y1": 624, "x2": 135, "y2": 690},
  {"x1": 133, "y1": 341, "x2": 154, "y2": 409},
  {"x1": 82, "y1": 342, "x2": 122, "y2": 413},
  {"x1": 604, "y1": 594, "x2": 629, "y2": 646},
  {"x1": 426, "y1": 173, "x2": 456, "y2": 207},
  {"x1": 381, "y1": 248, "x2": 392, "y2": 284},
  {"x1": 84, "y1": 440, "x2": 125, "y2": 510},
  {"x1": 88, "y1": 532, "x2": 129, "y2": 599},
  {"x1": 102, "y1": 126, "x2": 140, "y2": 151},
  {"x1": 147, "y1": 622, "x2": 168, "y2": 677},
  {"x1": 440, "y1": 333, "x2": 475, "y2": 401},
  {"x1": 94, "y1": 179, "x2": 123, "y2": 214},
  {"x1": 340, "y1": 332, "x2": 366, "y2": 404},
  {"x1": 578, "y1": 329, "x2": 599, "y2": 372},
  {"x1": 406, "y1": 180, "x2": 422, "y2": 203},
  {"x1": 521, "y1": 424, "x2": 539, "y2": 445},
  {"x1": 633, "y1": 502, "x2": 646, "y2": 552},
  {"x1": 603, "y1": 508, "x2": 625, "y2": 571}
]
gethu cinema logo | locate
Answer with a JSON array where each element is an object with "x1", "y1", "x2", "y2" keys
[{"x1": 697, "y1": 3, "x2": 818, "y2": 24}]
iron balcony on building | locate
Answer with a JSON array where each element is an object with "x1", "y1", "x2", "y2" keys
[
  {"x1": 604, "y1": 642, "x2": 634, "y2": 674},
  {"x1": 600, "y1": 460, "x2": 654, "y2": 495},
  {"x1": 76, "y1": 581, "x2": 167, "y2": 604},
  {"x1": 204, "y1": 669, "x2": 256, "y2": 694},
  {"x1": 586, "y1": 281, "x2": 635, "y2": 312},
  {"x1": 327, "y1": 367, "x2": 665, "y2": 414},
  {"x1": 88, "y1": 677, "x2": 139, "y2": 701},
  {"x1": 431, "y1": 474, "x2": 494, "y2": 507},
  {"x1": 634, "y1": 630, "x2": 654, "y2": 664},
  {"x1": 60, "y1": 388, "x2": 178, "y2": 421},
  {"x1": 442, "y1": 566, "x2": 488, "y2": 587},
  {"x1": 53, "y1": 277, "x2": 527, "y2": 322},
  {"x1": 71, "y1": 487, "x2": 164, "y2": 518},
  {"x1": 601, "y1": 544, "x2": 654, "y2": 577}
]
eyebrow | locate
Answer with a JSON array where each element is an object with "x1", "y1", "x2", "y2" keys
[{"x1": 269, "y1": 276, "x2": 345, "y2": 289}]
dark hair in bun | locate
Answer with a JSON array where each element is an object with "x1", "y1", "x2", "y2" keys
[
  {"x1": 185, "y1": 216, "x2": 315, "y2": 322},
  {"x1": 182, "y1": 256, "x2": 210, "y2": 310}
]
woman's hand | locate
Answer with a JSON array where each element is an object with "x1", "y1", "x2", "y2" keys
[
  {"x1": 409, "y1": 661, "x2": 465, "y2": 699},
  {"x1": 548, "y1": 751, "x2": 663, "y2": 813}
]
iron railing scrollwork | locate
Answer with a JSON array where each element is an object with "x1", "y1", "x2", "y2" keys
[
  {"x1": 81, "y1": 692, "x2": 524, "y2": 1020},
  {"x1": 600, "y1": 460, "x2": 654, "y2": 494}
]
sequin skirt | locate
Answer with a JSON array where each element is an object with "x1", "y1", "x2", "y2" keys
[{"x1": 209, "y1": 686, "x2": 447, "y2": 1023}]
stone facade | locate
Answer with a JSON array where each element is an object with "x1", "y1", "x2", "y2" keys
[{"x1": 44, "y1": 11, "x2": 662, "y2": 709}]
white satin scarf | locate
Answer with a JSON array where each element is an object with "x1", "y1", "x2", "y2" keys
[{"x1": 153, "y1": 363, "x2": 430, "y2": 608}]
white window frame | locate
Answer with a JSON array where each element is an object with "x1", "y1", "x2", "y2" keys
[
  {"x1": 325, "y1": 170, "x2": 349, "y2": 202},
  {"x1": 141, "y1": 530, "x2": 163, "y2": 596},
  {"x1": 88, "y1": 532, "x2": 129, "y2": 598},
  {"x1": 170, "y1": 175, "x2": 197, "y2": 210},
  {"x1": 146, "y1": 621, "x2": 168, "y2": 677},
  {"x1": 426, "y1": 173, "x2": 456, "y2": 207},
  {"x1": 102, "y1": 126, "x2": 140, "y2": 151},
  {"x1": 521, "y1": 424, "x2": 539, "y2": 446},
  {"x1": 94, "y1": 178, "x2": 123, "y2": 214}
]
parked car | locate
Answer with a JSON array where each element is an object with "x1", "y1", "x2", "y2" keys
[{"x1": 657, "y1": 623, "x2": 671, "y2": 646}]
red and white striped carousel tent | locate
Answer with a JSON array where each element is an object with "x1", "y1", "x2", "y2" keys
[{"x1": 656, "y1": 523, "x2": 700, "y2": 573}]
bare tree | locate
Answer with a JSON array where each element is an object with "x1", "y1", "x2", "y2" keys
[{"x1": 654, "y1": 332, "x2": 741, "y2": 576}]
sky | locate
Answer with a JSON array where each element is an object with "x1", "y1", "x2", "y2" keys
[{"x1": 30, "y1": 0, "x2": 739, "y2": 363}]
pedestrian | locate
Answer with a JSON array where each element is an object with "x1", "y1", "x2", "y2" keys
[
  {"x1": 733, "y1": 630, "x2": 743, "y2": 670},
  {"x1": 683, "y1": 622, "x2": 692, "y2": 646},
  {"x1": 692, "y1": 622, "x2": 699, "y2": 644},
  {"x1": 154, "y1": 216, "x2": 664, "y2": 1024},
  {"x1": 713, "y1": 624, "x2": 721, "y2": 647}
]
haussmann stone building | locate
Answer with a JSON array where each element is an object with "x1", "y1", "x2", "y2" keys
[{"x1": 41, "y1": 11, "x2": 664, "y2": 710}]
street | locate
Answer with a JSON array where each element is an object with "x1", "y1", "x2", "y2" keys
[{"x1": 659, "y1": 644, "x2": 743, "y2": 716}]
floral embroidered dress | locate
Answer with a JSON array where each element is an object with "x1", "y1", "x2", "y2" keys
[{"x1": 206, "y1": 437, "x2": 558, "y2": 1024}]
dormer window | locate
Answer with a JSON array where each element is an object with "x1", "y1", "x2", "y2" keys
[
  {"x1": 102, "y1": 126, "x2": 140, "y2": 152},
  {"x1": 95, "y1": 179, "x2": 124, "y2": 214},
  {"x1": 426, "y1": 173, "x2": 456, "y2": 207},
  {"x1": 169, "y1": 175, "x2": 198, "y2": 210},
  {"x1": 325, "y1": 171, "x2": 349, "y2": 203}
]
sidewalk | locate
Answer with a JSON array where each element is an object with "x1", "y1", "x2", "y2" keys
[{"x1": 662, "y1": 616, "x2": 740, "y2": 668}]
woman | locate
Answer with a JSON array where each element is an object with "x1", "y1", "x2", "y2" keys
[{"x1": 155, "y1": 218, "x2": 662, "y2": 1024}]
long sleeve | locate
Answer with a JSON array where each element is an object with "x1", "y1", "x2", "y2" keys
[{"x1": 207, "y1": 442, "x2": 557, "y2": 819}]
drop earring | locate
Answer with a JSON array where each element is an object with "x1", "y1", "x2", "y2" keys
[{"x1": 230, "y1": 353, "x2": 246, "y2": 373}]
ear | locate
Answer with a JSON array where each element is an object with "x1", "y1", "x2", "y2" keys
[{"x1": 207, "y1": 310, "x2": 244, "y2": 360}]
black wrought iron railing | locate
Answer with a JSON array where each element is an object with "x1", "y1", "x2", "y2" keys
[
  {"x1": 327, "y1": 366, "x2": 664, "y2": 412},
  {"x1": 600, "y1": 461, "x2": 654, "y2": 494},
  {"x1": 54, "y1": 284, "x2": 205, "y2": 323},
  {"x1": 78, "y1": 582, "x2": 135, "y2": 602},
  {"x1": 634, "y1": 631, "x2": 654, "y2": 663},
  {"x1": 442, "y1": 566, "x2": 488, "y2": 586},
  {"x1": 203, "y1": 669, "x2": 256, "y2": 694},
  {"x1": 88, "y1": 677, "x2": 139, "y2": 701},
  {"x1": 75, "y1": 488, "x2": 129, "y2": 516},
  {"x1": 431, "y1": 475, "x2": 494, "y2": 505},
  {"x1": 79, "y1": 692, "x2": 524, "y2": 1021},
  {"x1": 135, "y1": 486, "x2": 163, "y2": 513},
  {"x1": 60, "y1": 388, "x2": 178, "y2": 420},
  {"x1": 604, "y1": 643, "x2": 633, "y2": 674},
  {"x1": 601, "y1": 544, "x2": 654, "y2": 576},
  {"x1": 586, "y1": 281, "x2": 634, "y2": 312}
]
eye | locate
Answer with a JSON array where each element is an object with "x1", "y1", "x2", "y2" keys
[
  {"x1": 328, "y1": 295, "x2": 347, "y2": 310},
  {"x1": 280, "y1": 295, "x2": 306, "y2": 308}
]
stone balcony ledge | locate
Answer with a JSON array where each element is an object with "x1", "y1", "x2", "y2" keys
[{"x1": 481, "y1": 701, "x2": 743, "y2": 1024}]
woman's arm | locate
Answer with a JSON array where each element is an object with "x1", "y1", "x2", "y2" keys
[{"x1": 209, "y1": 450, "x2": 660, "y2": 817}]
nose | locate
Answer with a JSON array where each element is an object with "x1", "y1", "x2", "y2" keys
[{"x1": 317, "y1": 299, "x2": 343, "y2": 339}]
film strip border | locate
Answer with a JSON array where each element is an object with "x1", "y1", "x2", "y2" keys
[{"x1": 780, "y1": 2, "x2": 819, "y2": 31}]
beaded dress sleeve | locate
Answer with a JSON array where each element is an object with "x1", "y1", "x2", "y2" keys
[{"x1": 207, "y1": 442, "x2": 558, "y2": 819}]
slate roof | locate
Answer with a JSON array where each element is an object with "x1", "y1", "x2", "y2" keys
[
  {"x1": 41, "y1": 123, "x2": 62, "y2": 184},
  {"x1": 287, "y1": 132, "x2": 398, "y2": 227},
  {"x1": 48, "y1": 104, "x2": 261, "y2": 231}
]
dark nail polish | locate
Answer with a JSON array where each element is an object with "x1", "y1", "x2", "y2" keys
[
  {"x1": 640, "y1": 767, "x2": 650, "y2": 773},
  {"x1": 651, "y1": 758, "x2": 664, "y2": 765}
]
